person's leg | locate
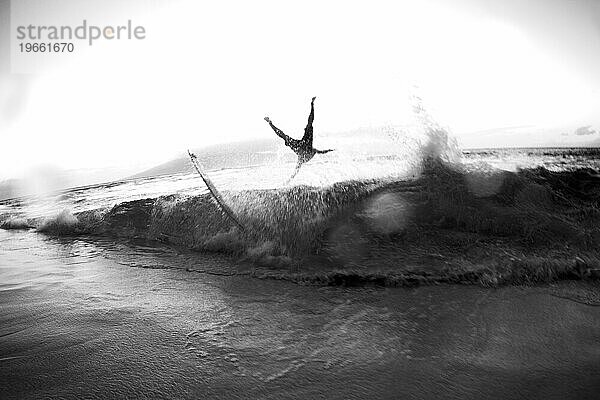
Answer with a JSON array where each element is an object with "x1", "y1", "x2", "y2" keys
[
  {"x1": 285, "y1": 158, "x2": 304, "y2": 184},
  {"x1": 302, "y1": 97, "x2": 316, "y2": 144}
]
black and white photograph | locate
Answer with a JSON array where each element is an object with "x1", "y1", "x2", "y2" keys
[{"x1": 1, "y1": 0, "x2": 599, "y2": 398}]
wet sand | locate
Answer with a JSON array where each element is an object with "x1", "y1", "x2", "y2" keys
[{"x1": 1, "y1": 230, "x2": 599, "y2": 399}]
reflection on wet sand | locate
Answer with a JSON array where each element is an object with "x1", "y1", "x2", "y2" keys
[{"x1": 1, "y1": 230, "x2": 599, "y2": 399}]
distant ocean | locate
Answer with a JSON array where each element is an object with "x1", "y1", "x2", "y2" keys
[{"x1": 463, "y1": 147, "x2": 600, "y2": 172}]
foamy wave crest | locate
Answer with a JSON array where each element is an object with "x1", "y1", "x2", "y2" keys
[
  {"x1": 37, "y1": 209, "x2": 80, "y2": 234},
  {"x1": 0, "y1": 216, "x2": 32, "y2": 230},
  {"x1": 411, "y1": 93, "x2": 461, "y2": 164},
  {"x1": 383, "y1": 92, "x2": 461, "y2": 173}
]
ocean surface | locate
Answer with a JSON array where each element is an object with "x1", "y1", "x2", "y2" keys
[
  {"x1": 2, "y1": 147, "x2": 600, "y2": 221},
  {"x1": 1, "y1": 147, "x2": 600, "y2": 399}
]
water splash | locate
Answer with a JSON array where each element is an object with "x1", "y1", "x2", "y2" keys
[{"x1": 37, "y1": 209, "x2": 80, "y2": 234}]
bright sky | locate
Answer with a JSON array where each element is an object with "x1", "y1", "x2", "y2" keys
[{"x1": 1, "y1": 0, "x2": 599, "y2": 180}]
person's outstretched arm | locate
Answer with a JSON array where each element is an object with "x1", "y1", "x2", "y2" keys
[
  {"x1": 302, "y1": 97, "x2": 316, "y2": 144},
  {"x1": 264, "y1": 117, "x2": 293, "y2": 143}
]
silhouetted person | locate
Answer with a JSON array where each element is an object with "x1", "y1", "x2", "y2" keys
[{"x1": 264, "y1": 97, "x2": 333, "y2": 182}]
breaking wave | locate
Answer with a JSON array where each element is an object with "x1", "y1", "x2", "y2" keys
[
  {"x1": 37, "y1": 209, "x2": 81, "y2": 235},
  {"x1": 5, "y1": 160, "x2": 598, "y2": 268},
  {"x1": 0, "y1": 216, "x2": 31, "y2": 230},
  {"x1": 1, "y1": 103, "x2": 599, "y2": 285}
]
